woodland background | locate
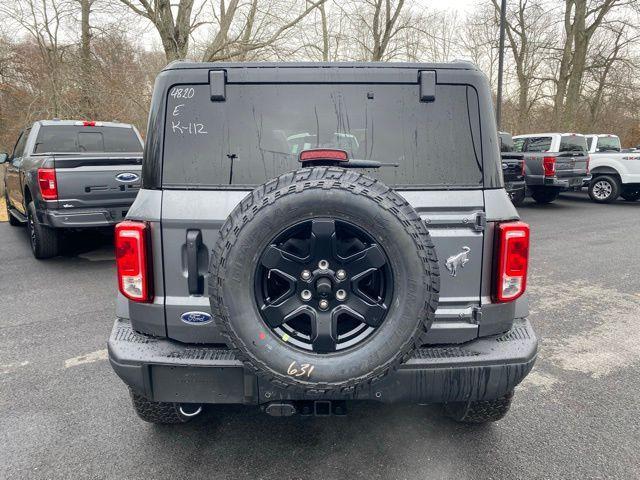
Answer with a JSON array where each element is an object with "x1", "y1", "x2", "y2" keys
[{"x1": 1, "y1": 0, "x2": 639, "y2": 152}]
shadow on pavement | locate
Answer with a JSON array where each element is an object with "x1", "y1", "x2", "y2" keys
[{"x1": 140, "y1": 402, "x2": 498, "y2": 479}]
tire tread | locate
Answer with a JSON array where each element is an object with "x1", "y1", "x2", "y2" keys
[{"x1": 129, "y1": 390, "x2": 188, "y2": 424}]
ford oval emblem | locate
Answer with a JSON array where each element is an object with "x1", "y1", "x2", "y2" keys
[
  {"x1": 115, "y1": 172, "x2": 139, "y2": 183},
  {"x1": 180, "y1": 311, "x2": 212, "y2": 325}
]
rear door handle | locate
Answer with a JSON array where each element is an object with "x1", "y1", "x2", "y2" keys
[{"x1": 186, "y1": 229, "x2": 204, "y2": 295}]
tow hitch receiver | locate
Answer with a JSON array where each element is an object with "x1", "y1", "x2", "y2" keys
[{"x1": 264, "y1": 400, "x2": 348, "y2": 417}]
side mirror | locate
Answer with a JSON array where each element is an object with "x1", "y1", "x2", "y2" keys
[{"x1": 0, "y1": 152, "x2": 8, "y2": 163}]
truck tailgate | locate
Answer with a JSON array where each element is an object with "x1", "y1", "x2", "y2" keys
[
  {"x1": 53, "y1": 154, "x2": 142, "y2": 209},
  {"x1": 555, "y1": 153, "x2": 589, "y2": 178}
]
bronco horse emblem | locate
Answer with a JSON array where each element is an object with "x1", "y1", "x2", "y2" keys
[{"x1": 445, "y1": 247, "x2": 471, "y2": 277}]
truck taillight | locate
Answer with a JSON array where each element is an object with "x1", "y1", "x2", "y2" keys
[
  {"x1": 115, "y1": 221, "x2": 152, "y2": 302},
  {"x1": 493, "y1": 221, "x2": 530, "y2": 303},
  {"x1": 37, "y1": 168, "x2": 58, "y2": 200},
  {"x1": 542, "y1": 157, "x2": 555, "y2": 177},
  {"x1": 521, "y1": 159, "x2": 526, "y2": 175}
]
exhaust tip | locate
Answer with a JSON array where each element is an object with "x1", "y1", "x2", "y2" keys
[{"x1": 179, "y1": 404, "x2": 203, "y2": 418}]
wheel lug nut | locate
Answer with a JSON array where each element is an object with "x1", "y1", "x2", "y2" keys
[
  {"x1": 318, "y1": 259, "x2": 329, "y2": 270},
  {"x1": 336, "y1": 269, "x2": 347, "y2": 280},
  {"x1": 319, "y1": 299, "x2": 329, "y2": 310},
  {"x1": 301, "y1": 290, "x2": 312, "y2": 301},
  {"x1": 336, "y1": 289, "x2": 347, "y2": 301},
  {"x1": 301, "y1": 270, "x2": 312, "y2": 280}
]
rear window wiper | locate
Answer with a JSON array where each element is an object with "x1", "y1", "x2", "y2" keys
[
  {"x1": 298, "y1": 149, "x2": 398, "y2": 169},
  {"x1": 342, "y1": 159, "x2": 399, "y2": 169}
]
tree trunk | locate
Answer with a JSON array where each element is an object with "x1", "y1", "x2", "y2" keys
[
  {"x1": 319, "y1": 2, "x2": 329, "y2": 61},
  {"x1": 80, "y1": 0, "x2": 93, "y2": 118},
  {"x1": 552, "y1": 0, "x2": 575, "y2": 130},
  {"x1": 562, "y1": 0, "x2": 587, "y2": 129}
]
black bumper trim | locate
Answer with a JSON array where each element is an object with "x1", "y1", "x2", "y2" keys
[
  {"x1": 44, "y1": 207, "x2": 130, "y2": 228},
  {"x1": 108, "y1": 318, "x2": 537, "y2": 404}
]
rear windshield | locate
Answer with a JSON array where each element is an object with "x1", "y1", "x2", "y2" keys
[
  {"x1": 33, "y1": 125, "x2": 142, "y2": 154},
  {"x1": 559, "y1": 135, "x2": 587, "y2": 153},
  {"x1": 596, "y1": 136, "x2": 621, "y2": 152},
  {"x1": 525, "y1": 137, "x2": 552, "y2": 152},
  {"x1": 162, "y1": 83, "x2": 484, "y2": 188}
]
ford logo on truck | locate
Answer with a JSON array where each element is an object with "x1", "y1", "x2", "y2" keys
[
  {"x1": 180, "y1": 311, "x2": 212, "y2": 325},
  {"x1": 116, "y1": 172, "x2": 139, "y2": 183}
]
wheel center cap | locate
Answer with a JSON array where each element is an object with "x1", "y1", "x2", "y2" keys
[{"x1": 315, "y1": 277, "x2": 333, "y2": 296}]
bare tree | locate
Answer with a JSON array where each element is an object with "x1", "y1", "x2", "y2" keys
[
  {"x1": 78, "y1": 0, "x2": 95, "y2": 117},
  {"x1": 553, "y1": 0, "x2": 632, "y2": 129},
  {"x1": 0, "y1": 0, "x2": 75, "y2": 116},
  {"x1": 200, "y1": 0, "x2": 327, "y2": 62},
  {"x1": 117, "y1": 0, "x2": 206, "y2": 62},
  {"x1": 491, "y1": 0, "x2": 554, "y2": 133},
  {"x1": 341, "y1": 0, "x2": 409, "y2": 61},
  {"x1": 583, "y1": 21, "x2": 638, "y2": 125}
]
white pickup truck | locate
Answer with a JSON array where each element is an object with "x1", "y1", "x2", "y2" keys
[{"x1": 585, "y1": 134, "x2": 640, "y2": 203}]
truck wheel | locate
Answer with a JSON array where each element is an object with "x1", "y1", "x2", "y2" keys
[
  {"x1": 509, "y1": 188, "x2": 526, "y2": 207},
  {"x1": 209, "y1": 167, "x2": 440, "y2": 394},
  {"x1": 129, "y1": 390, "x2": 201, "y2": 424},
  {"x1": 444, "y1": 390, "x2": 514, "y2": 424},
  {"x1": 620, "y1": 189, "x2": 640, "y2": 202},
  {"x1": 5, "y1": 197, "x2": 21, "y2": 226},
  {"x1": 588, "y1": 175, "x2": 620, "y2": 203},
  {"x1": 27, "y1": 201, "x2": 60, "y2": 259},
  {"x1": 530, "y1": 188, "x2": 559, "y2": 204}
]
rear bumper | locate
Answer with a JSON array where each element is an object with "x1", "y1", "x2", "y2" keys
[
  {"x1": 42, "y1": 206, "x2": 130, "y2": 228},
  {"x1": 505, "y1": 180, "x2": 525, "y2": 193},
  {"x1": 108, "y1": 318, "x2": 538, "y2": 405},
  {"x1": 527, "y1": 174, "x2": 590, "y2": 188}
]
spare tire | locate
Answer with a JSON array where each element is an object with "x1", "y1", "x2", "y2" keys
[{"x1": 209, "y1": 167, "x2": 439, "y2": 393}]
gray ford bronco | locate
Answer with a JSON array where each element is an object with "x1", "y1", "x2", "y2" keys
[{"x1": 108, "y1": 62, "x2": 537, "y2": 424}]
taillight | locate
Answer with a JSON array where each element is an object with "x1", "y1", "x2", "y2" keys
[
  {"x1": 521, "y1": 159, "x2": 526, "y2": 175},
  {"x1": 115, "y1": 221, "x2": 152, "y2": 302},
  {"x1": 493, "y1": 221, "x2": 530, "y2": 303},
  {"x1": 37, "y1": 168, "x2": 58, "y2": 200},
  {"x1": 83, "y1": 121, "x2": 96, "y2": 126},
  {"x1": 542, "y1": 156, "x2": 556, "y2": 177},
  {"x1": 299, "y1": 149, "x2": 348, "y2": 163}
]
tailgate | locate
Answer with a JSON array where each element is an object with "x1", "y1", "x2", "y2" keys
[
  {"x1": 555, "y1": 153, "x2": 589, "y2": 178},
  {"x1": 54, "y1": 154, "x2": 142, "y2": 209},
  {"x1": 160, "y1": 190, "x2": 487, "y2": 346}
]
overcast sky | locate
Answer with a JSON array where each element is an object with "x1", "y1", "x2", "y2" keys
[{"x1": 432, "y1": 0, "x2": 477, "y2": 11}]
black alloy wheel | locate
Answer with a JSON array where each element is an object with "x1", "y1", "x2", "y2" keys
[{"x1": 254, "y1": 218, "x2": 393, "y2": 353}]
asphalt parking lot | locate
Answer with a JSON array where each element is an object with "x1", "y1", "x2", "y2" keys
[{"x1": 1, "y1": 190, "x2": 639, "y2": 480}]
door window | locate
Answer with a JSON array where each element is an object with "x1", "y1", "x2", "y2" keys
[{"x1": 12, "y1": 131, "x2": 28, "y2": 159}]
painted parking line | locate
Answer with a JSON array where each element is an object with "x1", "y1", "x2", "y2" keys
[
  {"x1": 0, "y1": 197, "x2": 8, "y2": 222},
  {"x1": 0, "y1": 360, "x2": 30, "y2": 374},
  {"x1": 64, "y1": 349, "x2": 108, "y2": 368}
]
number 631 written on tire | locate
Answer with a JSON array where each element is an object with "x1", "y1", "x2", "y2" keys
[{"x1": 287, "y1": 361, "x2": 314, "y2": 378}]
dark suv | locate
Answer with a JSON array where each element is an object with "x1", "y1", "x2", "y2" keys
[{"x1": 108, "y1": 62, "x2": 537, "y2": 424}]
